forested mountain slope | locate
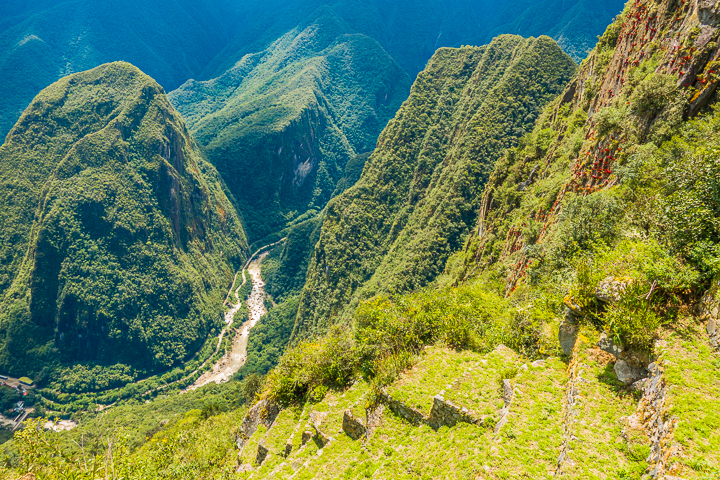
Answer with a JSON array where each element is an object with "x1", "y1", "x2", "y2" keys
[
  {"x1": 0, "y1": 0, "x2": 624, "y2": 141},
  {"x1": 488, "y1": 0, "x2": 626, "y2": 61},
  {"x1": 293, "y1": 34, "x2": 576, "y2": 338},
  {"x1": 228, "y1": 1, "x2": 720, "y2": 477},
  {"x1": 203, "y1": 0, "x2": 625, "y2": 79},
  {"x1": 170, "y1": 10, "x2": 411, "y2": 241},
  {"x1": 0, "y1": 0, "x2": 238, "y2": 140},
  {"x1": 462, "y1": 0, "x2": 720, "y2": 294},
  {"x1": 0, "y1": 62, "x2": 248, "y2": 380},
  {"x1": 6, "y1": 1, "x2": 720, "y2": 479}
]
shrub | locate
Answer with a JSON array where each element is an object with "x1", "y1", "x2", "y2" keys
[
  {"x1": 239, "y1": 373, "x2": 263, "y2": 404},
  {"x1": 264, "y1": 280, "x2": 512, "y2": 405},
  {"x1": 657, "y1": 108, "x2": 720, "y2": 278},
  {"x1": 595, "y1": 105, "x2": 627, "y2": 138},
  {"x1": 368, "y1": 350, "x2": 414, "y2": 390},
  {"x1": 551, "y1": 190, "x2": 623, "y2": 257},
  {"x1": 629, "y1": 73, "x2": 678, "y2": 117},
  {"x1": 264, "y1": 327, "x2": 359, "y2": 406},
  {"x1": 603, "y1": 281, "x2": 663, "y2": 350}
]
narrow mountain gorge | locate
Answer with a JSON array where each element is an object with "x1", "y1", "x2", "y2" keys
[
  {"x1": 293, "y1": 34, "x2": 576, "y2": 338},
  {"x1": 3, "y1": 0, "x2": 720, "y2": 479},
  {"x1": 169, "y1": 10, "x2": 411, "y2": 241},
  {"x1": 0, "y1": 62, "x2": 248, "y2": 383}
]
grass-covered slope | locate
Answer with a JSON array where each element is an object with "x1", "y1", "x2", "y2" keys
[
  {"x1": 0, "y1": 62, "x2": 249, "y2": 379},
  {"x1": 293, "y1": 34, "x2": 576, "y2": 339},
  {"x1": 169, "y1": 10, "x2": 410, "y2": 242}
]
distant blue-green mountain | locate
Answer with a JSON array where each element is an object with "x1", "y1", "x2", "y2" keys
[{"x1": 0, "y1": 0, "x2": 625, "y2": 138}]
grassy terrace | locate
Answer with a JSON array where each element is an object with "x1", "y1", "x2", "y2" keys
[
  {"x1": 444, "y1": 346, "x2": 519, "y2": 418},
  {"x1": 260, "y1": 407, "x2": 298, "y2": 457},
  {"x1": 559, "y1": 339, "x2": 648, "y2": 478},
  {"x1": 485, "y1": 356, "x2": 566, "y2": 479},
  {"x1": 311, "y1": 381, "x2": 370, "y2": 436},
  {"x1": 663, "y1": 320, "x2": 720, "y2": 478},
  {"x1": 387, "y1": 347, "x2": 487, "y2": 416}
]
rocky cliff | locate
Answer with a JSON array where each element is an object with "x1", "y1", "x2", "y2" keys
[{"x1": 463, "y1": 0, "x2": 720, "y2": 291}]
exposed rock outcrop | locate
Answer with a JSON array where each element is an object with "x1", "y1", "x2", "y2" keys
[
  {"x1": 559, "y1": 310, "x2": 580, "y2": 356},
  {"x1": 236, "y1": 400, "x2": 281, "y2": 451},
  {"x1": 342, "y1": 409, "x2": 366, "y2": 440},
  {"x1": 597, "y1": 332, "x2": 651, "y2": 385}
]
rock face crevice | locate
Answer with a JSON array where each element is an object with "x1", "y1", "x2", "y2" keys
[{"x1": 627, "y1": 358, "x2": 678, "y2": 479}]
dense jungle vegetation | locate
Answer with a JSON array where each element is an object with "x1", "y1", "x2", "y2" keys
[
  {"x1": 7, "y1": 0, "x2": 720, "y2": 478},
  {"x1": 169, "y1": 9, "x2": 411, "y2": 242},
  {"x1": 0, "y1": 0, "x2": 623, "y2": 138},
  {"x1": 293, "y1": 34, "x2": 577, "y2": 339},
  {"x1": 0, "y1": 63, "x2": 248, "y2": 385}
]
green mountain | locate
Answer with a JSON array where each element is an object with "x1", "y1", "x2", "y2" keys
[
  {"x1": 0, "y1": 0, "x2": 626, "y2": 141},
  {"x1": 203, "y1": 0, "x2": 625, "y2": 78},
  {"x1": 6, "y1": 0, "x2": 720, "y2": 479},
  {"x1": 293, "y1": 34, "x2": 576, "y2": 338},
  {"x1": 169, "y1": 10, "x2": 411, "y2": 241},
  {"x1": 488, "y1": 0, "x2": 626, "y2": 61},
  {"x1": 0, "y1": 62, "x2": 248, "y2": 380},
  {"x1": 0, "y1": 0, "x2": 237, "y2": 139}
]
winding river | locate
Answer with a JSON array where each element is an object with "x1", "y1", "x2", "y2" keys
[{"x1": 184, "y1": 251, "x2": 270, "y2": 391}]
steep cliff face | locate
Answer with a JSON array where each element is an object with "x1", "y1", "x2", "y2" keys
[
  {"x1": 0, "y1": 62, "x2": 248, "y2": 376},
  {"x1": 293, "y1": 35, "x2": 577, "y2": 339},
  {"x1": 463, "y1": 0, "x2": 720, "y2": 292},
  {"x1": 170, "y1": 10, "x2": 411, "y2": 241}
]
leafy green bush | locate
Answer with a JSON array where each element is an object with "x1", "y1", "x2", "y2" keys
[
  {"x1": 629, "y1": 73, "x2": 678, "y2": 117},
  {"x1": 594, "y1": 105, "x2": 627, "y2": 138},
  {"x1": 551, "y1": 189, "x2": 623, "y2": 256},
  {"x1": 264, "y1": 327, "x2": 359, "y2": 406},
  {"x1": 657, "y1": 107, "x2": 720, "y2": 277},
  {"x1": 603, "y1": 281, "x2": 663, "y2": 350},
  {"x1": 355, "y1": 281, "x2": 512, "y2": 358},
  {"x1": 263, "y1": 279, "x2": 512, "y2": 405},
  {"x1": 565, "y1": 238, "x2": 697, "y2": 347}
]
